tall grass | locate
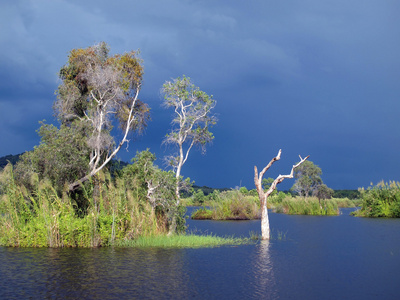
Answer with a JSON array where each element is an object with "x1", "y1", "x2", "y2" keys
[
  {"x1": 0, "y1": 165, "x2": 165, "y2": 247},
  {"x1": 273, "y1": 196, "x2": 339, "y2": 215},
  {"x1": 352, "y1": 181, "x2": 400, "y2": 217},
  {"x1": 118, "y1": 234, "x2": 252, "y2": 248},
  {"x1": 191, "y1": 190, "x2": 260, "y2": 220}
]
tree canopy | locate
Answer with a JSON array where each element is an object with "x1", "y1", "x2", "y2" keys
[
  {"x1": 161, "y1": 75, "x2": 217, "y2": 197},
  {"x1": 55, "y1": 42, "x2": 149, "y2": 191}
]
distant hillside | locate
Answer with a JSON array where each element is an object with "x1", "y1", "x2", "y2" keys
[{"x1": 0, "y1": 153, "x2": 23, "y2": 169}]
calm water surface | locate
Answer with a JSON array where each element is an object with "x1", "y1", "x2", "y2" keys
[{"x1": 1, "y1": 208, "x2": 399, "y2": 299}]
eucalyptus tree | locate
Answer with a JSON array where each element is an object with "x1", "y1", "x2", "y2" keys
[
  {"x1": 291, "y1": 160, "x2": 322, "y2": 197},
  {"x1": 54, "y1": 42, "x2": 149, "y2": 192},
  {"x1": 254, "y1": 150, "x2": 309, "y2": 240},
  {"x1": 161, "y1": 75, "x2": 216, "y2": 198}
]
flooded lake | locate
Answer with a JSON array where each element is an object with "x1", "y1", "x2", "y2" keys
[{"x1": 1, "y1": 208, "x2": 399, "y2": 299}]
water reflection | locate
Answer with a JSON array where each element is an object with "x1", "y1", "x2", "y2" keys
[
  {"x1": 249, "y1": 240, "x2": 277, "y2": 299},
  {"x1": 1, "y1": 210, "x2": 400, "y2": 299}
]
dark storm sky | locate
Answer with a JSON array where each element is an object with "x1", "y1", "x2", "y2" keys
[{"x1": 1, "y1": 0, "x2": 399, "y2": 190}]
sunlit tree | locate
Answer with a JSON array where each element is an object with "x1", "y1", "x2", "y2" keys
[
  {"x1": 291, "y1": 160, "x2": 322, "y2": 197},
  {"x1": 161, "y1": 75, "x2": 216, "y2": 197},
  {"x1": 254, "y1": 150, "x2": 309, "y2": 240},
  {"x1": 54, "y1": 42, "x2": 149, "y2": 192},
  {"x1": 161, "y1": 75, "x2": 216, "y2": 234}
]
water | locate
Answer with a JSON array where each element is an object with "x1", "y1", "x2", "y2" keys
[{"x1": 1, "y1": 208, "x2": 399, "y2": 299}]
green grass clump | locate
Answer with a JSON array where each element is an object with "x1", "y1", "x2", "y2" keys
[
  {"x1": 117, "y1": 234, "x2": 251, "y2": 248},
  {"x1": 352, "y1": 181, "x2": 400, "y2": 218},
  {"x1": 191, "y1": 190, "x2": 260, "y2": 220},
  {"x1": 274, "y1": 196, "x2": 339, "y2": 216}
]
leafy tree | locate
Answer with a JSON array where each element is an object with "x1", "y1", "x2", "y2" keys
[
  {"x1": 122, "y1": 150, "x2": 186, "y2": 232},
  {"x1": 123, "y1": 150, "x2": 176, "y2": 210},
  {"x1": 161, "y1": 75, "x2": 217, "y2": 198},
  {"x1": 239, "y1": 186, "x2": 249, "y2": 195},
  {"x1": 313, "y1": 183, "x2": 334, "y2": 207},
  {"x1": 261, "y1": 177, "x2": 274, "y2": 190},
  {"x1": 54, "y1": 42, "x2": 149, "y2": 192},
  {"x1": 14, "y1": 121, "x2": 90, "y2": 194},
  {"x1": 161, "y1": 75, "x2": 216, "y2": 234},
  {"x1": 192, "y1": 189, "x2": 206, "y2": 205},
  {"x1": 291, "y1": 160, "x2": 322, "y2": 197}
]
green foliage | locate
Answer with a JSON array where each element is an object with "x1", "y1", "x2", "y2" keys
[
  {"x1": 118, "y1": 233, "x2": 252, "y2": 248},
  {"x1": 313, "y1": 184, "x2": 334, "y2": 200},
  {"x1": 291, "y1": 160, "x2": 322, "y2": 197},
  {"x1": 0, "y1": 153, "x2": 22, "y2": 170},
  {"x1": 268, "y1": 191, "x2": 288, "y2": 204},
  {"x1": 239, "y1": 187, "x2": 248, "y2": 194},
  {"x1": 192, "y1": 189, "x2": 206, "y2": 205},
  {"x1": 262, "y1": 177, "x2": 274, "y2": 190},
  {"x1": 333, "y1": 189, "x2": 360, "y2": 200},
  {"x1": 161, "y1": 75, "x2": 217, "y2": 194},
  {"x1": 0, "y1": 150, "x2": 187, "y2": 247},
  {"x1": 191, "y1": 190, "x2": 260, "y2": 220},
  {"x1": 13, "y1": 121, "x2": 90, "y2": 195},
  {"x1": 273, "y1": 196, "x2": 339, "y2": 215},
  {"x1": 353, "y1": 181, "x2": 400, "y2": 218}
]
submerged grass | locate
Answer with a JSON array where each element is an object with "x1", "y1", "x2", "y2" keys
[
  {"x1": 117, "y1": 234, "x2": 252, "y2": 248},
  {"x1": 191, "y1": 190, "x2": 260, "y2": 220},
  {"x1": 273, "y1": 196, "x2": 339, "y2": 216}
]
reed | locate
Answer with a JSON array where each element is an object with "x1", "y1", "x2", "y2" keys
[
  {"x1": 274, "y1": 196, "x2": 339, "y2": 215},
  {"x1": 191, "y1": 190, "x2": 260, "y2": 220},
  {"x1": 117, "y1": 234, "x2": 252, "y2": 248},
  {"x1": 352, "y1": 181, "x2": 400, "y2": 217},
  {"x1": 0, "y1": 165, "x2": 166, "y2": 247}
]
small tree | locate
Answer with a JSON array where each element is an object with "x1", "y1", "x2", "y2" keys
[
  {"x1": 313, "y1": 183, "x2": 334, "y2": 207},
  {"x1": 122, "y1": 150, "x2": 182, "y2": 231},
  {"x1": 254, "y1": 150, "x2": 309, "y2": 240},
  {"x1": 161, "y1": 76, "x2": 216, "y2": 234},
  {"x1": 291, "y1": 160, "x2": 322, "y2": 197},
  {"x1": 161, "y1": 75, "x2": 217, "y2": 198}
]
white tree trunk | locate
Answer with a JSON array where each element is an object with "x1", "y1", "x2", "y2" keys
[
  {"x1": 255, "y1": 150, "x2": 309, "y2": 240},
  {"x1": 261, "y1": 200, "x2": 270, "y2": 240}
]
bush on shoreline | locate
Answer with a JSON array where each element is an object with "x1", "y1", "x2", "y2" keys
[
  {"x1": 191, "y1": 190, "x2": 260, "y2": 220},
  {"x1": 0, "y1": 164, "x2": 251, "y2": 248},
  {"x1": 352, "y1": 181, "x2": 400, "y2": 218},
  {"x1": 191, "y1": 191, "x2": 349, "y2": 220},
  {"x1": 273, "y1": 196, "x2": 339, "y2": 215},
  {"x1": 0, "y1": 164, "x2": 179, "y2": 247}
]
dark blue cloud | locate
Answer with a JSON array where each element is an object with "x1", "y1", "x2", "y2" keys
[{"x1": 1, "y1": 0, "x2": 399, "y2": 190}]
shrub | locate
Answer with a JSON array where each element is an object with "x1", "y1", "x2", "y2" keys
[
  {"x1": 191, "y1": 190, "x2": 260, "y2": 220},
  {"x1": 0, "y1": 164, "x2": 175, "y2": 247},
  {"x1": 353, "y1": 181, "x2": 400, "y2": 218}
]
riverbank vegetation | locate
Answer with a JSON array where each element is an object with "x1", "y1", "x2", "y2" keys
[
  {"x1": 0, "y1": 163, "x2": 248, "y2": 248},
  {"x1": 190, "y1": 188, "x2": 361, "y2": 220},
  {"x1": 118, "y1": 234, "x2": 251, "y2": 248},
  {"x1": 352, "y1": 181, "x2": 400, "y2": 217},
  {"x1": 0, "y1": 42, "x2": 231, "y2": 248}
]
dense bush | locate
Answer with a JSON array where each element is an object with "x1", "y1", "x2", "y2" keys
[
  {"x1": 0, "y1": 152, "x2": 186, "y2": 247},
  {"x1": 191, "y1": 190, "x2": 260, "y2": 220},
  {"x1": 353, "y1": 181, "x2": 400, "y2": 218}
]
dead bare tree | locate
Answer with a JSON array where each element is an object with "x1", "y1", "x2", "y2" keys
[{"x1": 254, "y1": 149, "x2": 309, "y2": 240}]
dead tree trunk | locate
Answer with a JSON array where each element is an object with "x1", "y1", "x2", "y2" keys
[{"x1": 254, "y1": 149, "x2": 309, "y2": 240}]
